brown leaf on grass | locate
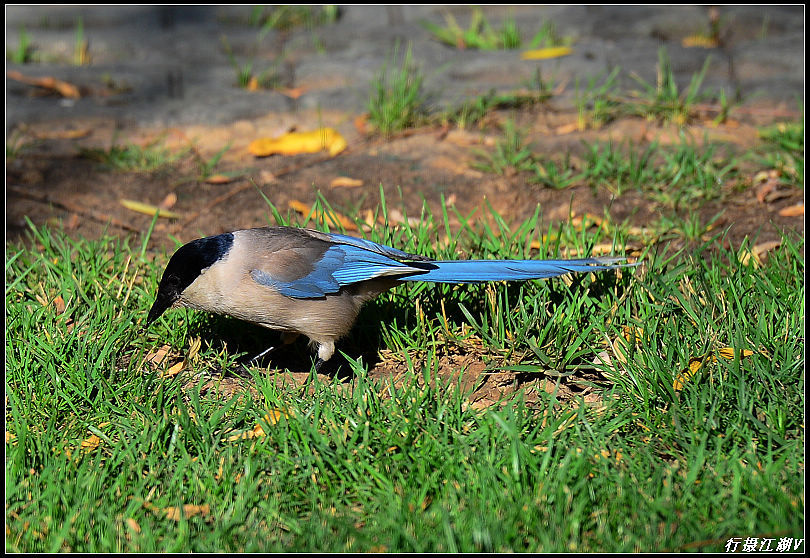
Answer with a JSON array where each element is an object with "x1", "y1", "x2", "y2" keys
[
  {"x1": 38, "y1": 294, "x2": 67, "y2": 315},
  {"x1": 739, "y1": 240, "x2": 782, "y2": 268},
  {"x1": 754, "y1": 171, "x2": 779, "y2": 203},
  {"x1": 145, "y1": 345, "x2": 172, "y2": 366},
  {"x1": 330, "y1": 176, "x2": 364, "y2": 188},
  {"x1": 555, "y1": 122, "x2": 580, "y2": 135},
  {"x1": 248, "y1": 128, "x2": 347, "y2": 157},
  {"x1": 278, "y1": 86, "x2": 307, "y2": 99},
  {"x1": 163, "y1": 504, "x2": 210, "y2": 521},
  {"x1": 7, "y1": 70, "x2": 81, "y2": 98},
  {"x1": 778, "y1": 204, "x2": 804, "y2": 217},
  {"x1": 164, "y1": 360, "x2": 186, "y2": 377},
  {"x1": 354, "y1": 113, "x2": 369, "y2": 135},
  {"x1": 288, "y1": 200, "x2": 357, "y2": 230},
  {"x1": 158, "y1": 192, "x2": 177, "y2": 210},
  {"x1": 387, "y1": 209, "x2": 420, "y2": 227},
  {"x1": 204, "y1": 174, "x2": 236, "y2": 185},
  {"x1": 65, "y1": 213, "x2": 80, "y2": 230},
  {"x1": 246, "y1": 76, "x2": 260, "y2": 92},
  {"x1": 125, "y1": 518, "x2": 141, "y2": 533}
]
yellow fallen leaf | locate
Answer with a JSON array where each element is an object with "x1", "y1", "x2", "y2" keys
[
  {"x1": 6, "y1": 431, "x2": 16, "y2": 444},
  {"x1": 520, "y1": 46, "x2": 573, "y2": 60},
  {"x1": 263, "y1": 408, "x2": 290, "y2": 425},
  {"x1": 81, "y1": 434, "x2": 101, "y2": 452},
  {"x1": 188, "y1": 336, "x2": 202, "y2": 360},
  {"x1": 120, "y1": 199, "x2": 181, "y2": 219},
  {"x1": 126, "y1": 518, "x2": 141, "y2": 533},
  {"x1": 289, "y1": 200, "x2": 357, "y2": 230},
  {"x1": 165, "y1": 360, "x2": 185, "y2": 377},
  {"x1": 226, "y1": 422, "x2": 266, "y2": 442},
  {"x1": 248, "y1": 128, "x2": 347, "y2": 157},
  {"x1": 673, "y1": 348, "x2": 756, "y2": 391},
  {"x1": 717, "y1": 348, "x2": 755, "y2": 360},
  {"x1": 330, "y1": 176, "x2": 364, "y2": 188},
  {"x1": 682, "y1": 35, "x2": 719, "y2": 48}
]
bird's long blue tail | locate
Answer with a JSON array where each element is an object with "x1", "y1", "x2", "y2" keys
[{"x1": 400, "y1": 257, "x2": 637, "y2": 283}]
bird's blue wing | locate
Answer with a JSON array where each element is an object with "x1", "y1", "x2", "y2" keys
[{"x1": 251, "y1": 243, "x2": 426, "y2": 299}]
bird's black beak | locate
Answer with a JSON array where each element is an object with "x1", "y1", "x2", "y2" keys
[{"x1": 146, "y1": 292, "x2": 173, "y2": 326}]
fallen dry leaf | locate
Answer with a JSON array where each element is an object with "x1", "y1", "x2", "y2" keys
[
  {"x1": 520, "y1": 46, "x2": 573, "y2": 60},
  {"x1": 81, "y1": 434, "x2": 101, "y2": 452},
  {"x1": 204, "y1": 174, "x2": 236, "y2": 185},
  {"x1": 248, "y1": 128, "x2": 347, "y2": 157},
  {"x1": 555, "y1": 122, "x2": 580, "y2": 135},
  {"x1": 278, "y1": 86, "x2": 307, "y2": 99},
  {"x1": 354, "y1": 113, "x2": 369, "y2": 135},
  {"x1": 753, "y1": 240, "x2": 782, "y2": 261},
  {"x1": 682, "y1": 34, "x2": 719, "y2": 48},
  {"x1": 125, "y1": 518, "x2": 141, "y2": 533},
  {"x1": 145, "y1": 345, "x2": 172, "y2": 366},
  {"x1": 158, "y1": 192, "x2": 177, "y2": 210},
  {"x1": 164, "y1": 360, "x2": 185, "y2": 377},
  {"x1": 330, "y1": 176, "x2": 364, "y2": 188},
  {"x1": 120, "y1": 199, "x2": 181, "y2": 219},
  {"x1": 65, "y1": 213, "x2": 80, "y2": 230},
  {"x1": 227, "y1": 423, "x2": 266, "y2": 442},
  {"x1": 778, "y1": 204, "x2": 803, "y2": 217},
  {"x1": 163, "y1": 504, "x2": 210, "y2": 521},
  {"x1": 387, "y1": 208, "x2": 420, "y2": 227},
  {"x1": 7, "y1": 70, "x2": 81, "y2": 98},
  {"x1": 673, "y1": 348, "x2": 755, "y2": 391}
]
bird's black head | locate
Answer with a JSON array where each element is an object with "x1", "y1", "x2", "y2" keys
[{"x1": 146, "y1": 232, "x2": 234, "y2": 325}]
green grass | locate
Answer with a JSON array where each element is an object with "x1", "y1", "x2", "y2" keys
[
  {"x1": 629, "y1": 47, "x2": 716, "y2": 126},
  {"x1": 79, "y1": 137, "x2": 189, "y2": 173},
  {"x1": 471, "y1": 118, "x2": 536, "y2": 176},
  {"x1": 251, "y1": 5, "x2": 340, "y2": 34},
  {"x1": 575, "y1": 67, "x2": 622, "y2": 130},
  {"x1": 7, "y1": 27, "x2": 36, "y2": 64},
  {"x1": 441, "y1": 68, "x2": 555, "y2": 129},
  {"x1": 5, "y1": 186, "x2": 804, "y2": 551},
  {"x1": 220, "y1": 35, "x2": 280, "y2": 90},
  {"x1": 422, "y1": 8, "x2": 571, "y2": 51},
  {"x1": 756, "y1": 119, "x2": 804, "y2": 188},
  {"x1": 367, "y1": 43, "x2": 428, "y2": 137}
]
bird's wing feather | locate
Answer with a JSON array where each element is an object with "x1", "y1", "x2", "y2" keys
[{"x1": 250, "y1": 243, "x2": 426, "y2": 298}]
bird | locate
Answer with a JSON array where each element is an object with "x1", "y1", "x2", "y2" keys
[{"x1": 146, "y1": 226, "x2": 636, "y2": 368}]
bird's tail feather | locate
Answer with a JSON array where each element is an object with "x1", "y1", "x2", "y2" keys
[{"x1": 401, "y1": 257, "x2": 638, "y2": 283}]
